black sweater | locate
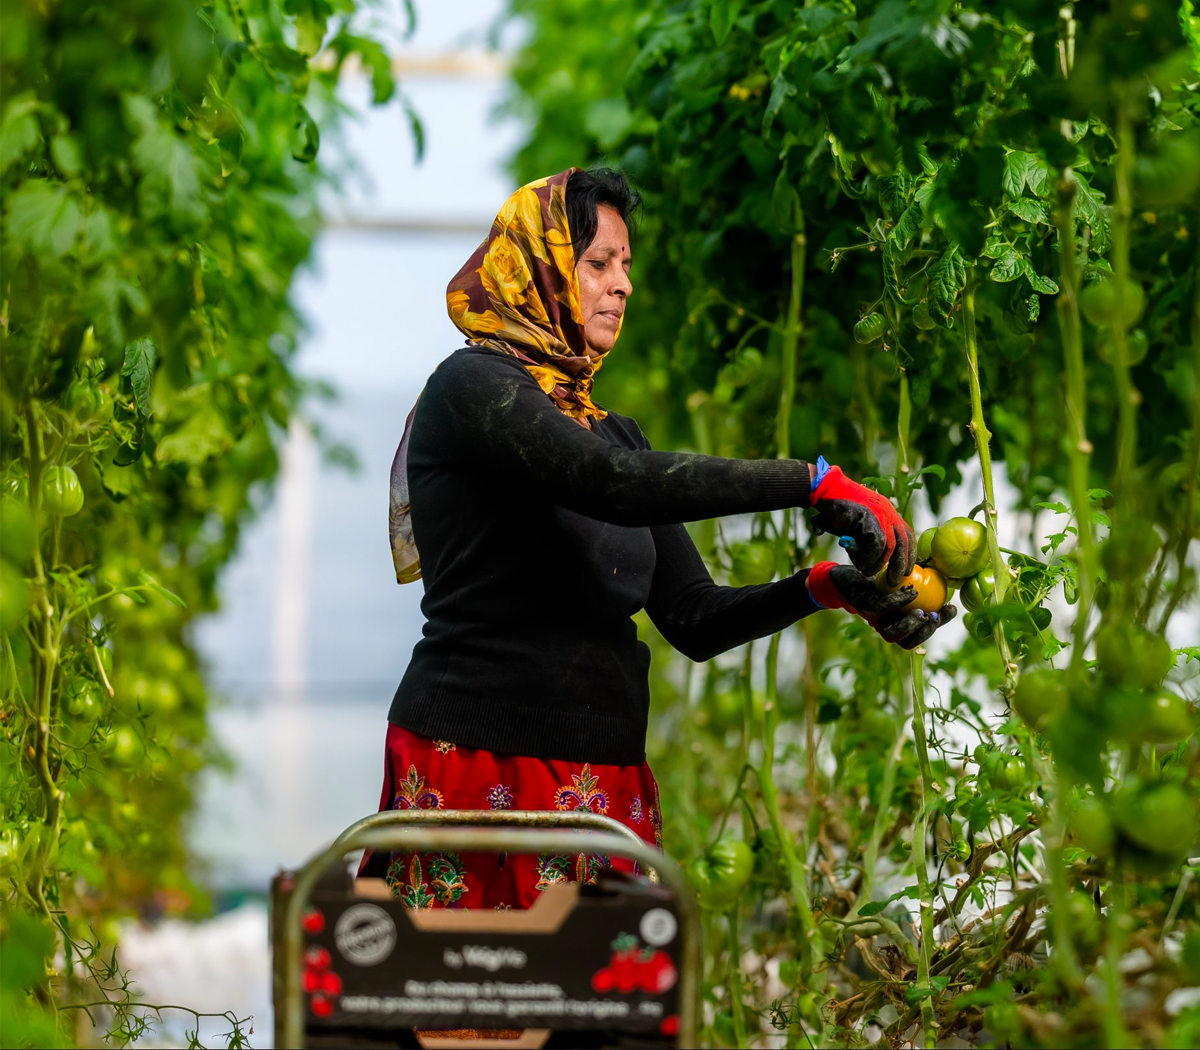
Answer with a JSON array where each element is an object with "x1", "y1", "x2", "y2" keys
[{"x1": 388, "y1": 346, "x2": 822, "y2": 765}]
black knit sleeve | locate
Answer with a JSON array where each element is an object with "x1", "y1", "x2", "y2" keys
[
  {"x1": 644, "y1": 524, "x2": 822, "y2": 662},
  {"x1": 417, "y1": 348, "x2": 811, "y2": 527}
]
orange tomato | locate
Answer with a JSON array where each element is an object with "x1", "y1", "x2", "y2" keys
[{"x1": 877, "y1": 564, "x2": 948, "y2": 614}]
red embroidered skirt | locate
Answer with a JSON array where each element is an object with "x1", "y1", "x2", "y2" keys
[{"x1": 358, "y1": 724, "x2": 663, "y2": 911}]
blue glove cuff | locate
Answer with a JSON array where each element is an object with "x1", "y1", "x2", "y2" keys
[{"x1": 812, "y1": 455, "x2": 832, "y2": 490}]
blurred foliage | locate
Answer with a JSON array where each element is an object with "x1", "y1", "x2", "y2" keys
[
  {"x1": 0, "y1": 0, "x2": 406, "y2": 1043},
  {"x1": 507, "y1": 1, "x2": 1200, "y2": 1046}
]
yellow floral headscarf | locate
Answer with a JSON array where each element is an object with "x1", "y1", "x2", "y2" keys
[
  {"x1": 445, "y1": 167, "x2": 618, "y2": 424},
  {"x1": 390, "y1": 169, "x2": 621, "y2": 583}
]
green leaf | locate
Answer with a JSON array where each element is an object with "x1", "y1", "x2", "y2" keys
[
  {"x1": 50, "y1": 134, "x2": 82, "y2": 178},
  {"x1": 123, "y1": 94, "x2": 203, "y2": 223},
  {"x1": 289, "y1": 0, "x2": 329, "y2": 56},
  {"x1": 762, "y1": 72, "x2": 796, "y2": 135},
  {"x1": 155, "y1": 403, "x2": 233, "y2": 465},
  {"x1": 1025, "y1": 269, "x2": 1059, "y2": 295},
  {"x1": 136, "y1": 570, "x2": 187, "y2": 609},
  {"x1": 292, "y1": 103, "x2": 320, "y2": 163},
  {"x1": 928, "y1": 245, "x2": 966, "y2": 313},
  {"x1": 1002, "y1": 150, "x2": 1048, "y2": 197},
  {"x1": 4, "y1": 179, "x2": 81, "y2": 258},
  {"x1": 889, "y1": 199, "x2": 923, "y2": 262},
  {"x1": 0, "y1": 92, "x2": 42, "y2": 174},
  {"x1": 1006, "y1": 197, "x2": 1049, "y2": 224},
  {"x1": 772, "y1": 169, "x2": 801, "y2": 233},
  {"x1": 119, "y1": 338, "x2": 157, "y2": 417},
  {"x1": 400, "y1": 93, "x2": 425, "y2": 162},
  {"x1": 584, "y1": 98, "x2": 635, "y2": 150},
  {"x1": 709, "y1": 0, "x2": 741, "y2": 45},
  {"x1": 989, "y1": 246, "x2": 1023, "y2": 283}
]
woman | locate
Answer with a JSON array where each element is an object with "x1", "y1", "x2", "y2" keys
[{"x1": 364, "y1": 167, "x2": 955, "y2": 910}]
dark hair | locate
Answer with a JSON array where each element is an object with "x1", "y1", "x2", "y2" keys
[{"x1": 565, "y1": 167, "x2": 642, "y2": 261}]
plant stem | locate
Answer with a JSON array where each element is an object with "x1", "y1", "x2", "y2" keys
[
  {"x1": 908, "y1": 652, "x2": 937, "y2": 1049},
  {"x1": 961, "y1": 278, "x2": 1019, "y2": 698},
  {"x1": 727, "y1": 908, "x2": 749, "y2": 1047},
  {"x1": 1107, "y1": 99, "x2": 1139, "y2": 514},
  {"x1": 1159, "y1": 230, "x2": 1200, "y2": 633},
  {"x1": 758, "y1": 221, "x2": 825, "y2": 996},
  {"x1": 23, "y1": 401, "x2": 63, "y2": 921},
  {"x1": 1053, "y1": 174, "x2": 1098, "y2": 659}
]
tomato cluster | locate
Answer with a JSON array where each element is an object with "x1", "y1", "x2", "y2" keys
[
  {"x1": 590, "y1": 937, "x2": 677, "y2": 995},
  {"x1": 303, "y1": 939, "x2": 343, "y2": 1017}
]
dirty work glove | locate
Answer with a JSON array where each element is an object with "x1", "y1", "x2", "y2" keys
[
  {"x1": 806, "y1": 562, "x2": 958, "y2": 651},
  {"x1": 808, "y1": 456, "x2": 916, "y2": 586}
]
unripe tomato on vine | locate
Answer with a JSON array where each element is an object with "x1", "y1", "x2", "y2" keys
[
  {"x1": 39, "y1": 465, "x2": 84, "y2": 516},
  {"x1": 853, "y1": 312, "x2": 886, "y2": 344},
  {"x1": 1080, "y1": 277, "x2": 1145, "y2": 330},
  {"x1": 687, "y1": 838, "x2": 753, "y2": 910},
  {"x1": 930, "y1": 517, "x2": 989, "y2": 578}
]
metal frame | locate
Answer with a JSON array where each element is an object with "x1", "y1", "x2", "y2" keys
[{"x1": 274, "y1": 809, "x2": 701, "y2": 1048}]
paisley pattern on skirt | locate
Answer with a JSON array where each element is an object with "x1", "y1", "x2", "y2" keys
[{"x1": 360, "y1": 724, "x2": 662, "y2": 911}]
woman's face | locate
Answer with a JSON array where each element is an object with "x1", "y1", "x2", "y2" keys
[{"x1": 577, "y1": 205, "x2": 632, "y2": 357}]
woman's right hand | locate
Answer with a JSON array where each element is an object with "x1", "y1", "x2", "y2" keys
[
  {"x1": 806, "y1": 562, "x2": 957, "y2": 651},
  {"x1": 807, "y1": 458, "x2": 916, "y2": 586}
]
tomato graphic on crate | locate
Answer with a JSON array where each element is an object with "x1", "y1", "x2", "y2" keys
[{"x1": 591, "y1": 933, "x2": 677, "y2": 995}]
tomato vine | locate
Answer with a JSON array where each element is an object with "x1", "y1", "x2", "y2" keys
[{"x1": 508, "y1": 0, "x2": 1200, "y2": 1045}]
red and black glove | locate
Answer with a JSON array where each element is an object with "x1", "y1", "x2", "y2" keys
[
  {"x1": 806, "y1": 562, "x2": 957, "y2": 651},
  {"x1": 808, "y1": 458, "x2": 916, "y2": 586}
]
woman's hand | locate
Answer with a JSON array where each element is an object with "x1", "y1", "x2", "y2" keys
[
  {"x1": 808, "y1": 459, "x2": 916, "y2": 586},
  {"x1": 806, "y1": 562, "x2": 958, "y2": 651}
]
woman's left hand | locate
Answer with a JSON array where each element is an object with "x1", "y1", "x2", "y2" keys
[
  {"x1": 873, "y1": 600, "x2": 958, "y2": 651},
  {"x1": 806, "y1": 562, "x2": 957, "y2": 650}
]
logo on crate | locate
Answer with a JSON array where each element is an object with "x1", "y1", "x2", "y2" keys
[{"x1": 333, "y1": 903, "x2": 397, "y2": 966}]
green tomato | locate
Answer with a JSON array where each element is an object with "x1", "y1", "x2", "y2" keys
[
  {"x1": 0, "y1": 561, "x2": 30, "y2": 634},
  {"x1": 993, "y1": 755, "x2": 1025, "y2": 792},
  {"x1": 915, "y1": 527, "x2": 937, "y2": 564},
  {"x1": 1080, "y1": 277, "x2": 1146, "y2": 330},
  {"x1": 912, "y1": 302, "x2": 936, "y2": 330},
  {"x1": 1095, "y1": 620, "x2": 1174, "y2": 689},
  {"x1": 0, "y1": 828, "x2": 19, "y2": 874},
  {"x1": 0, "y1": 497, "x2": 35, "y2": 565},
  {"x1": 1065, "y1": 891, "x2": 1101, "y2": 957},
  {"x1": 39, "y1": 465, "x2": 85, "y2": 517},
  {"x1": 1114, "y1": 782, "x2": 1195, "y2": 856},
  {"x1": 1137, "y1": 692, "x2": 1194, "y2": 745},
  {"x1": 948, "y1": 838, "x2": 971, "y2": 862},
  {"x1": 931, "y1": 517, "x2": 990, "y2": 579},
  {"x1": 853, "y1": 312, "x2": 886, "y2": 344},
  {"x1": 1013, "y1": 668, "x2": 1068, "y2": 730},
  {"x1": 711, "y1": 1009, "x2": 738, "y2": 1049},
  {"x1": 1100, "y1": 519, "x2": 1158, "y2": 579},
  {"x1": 1096, "y1": 327, "x2": 1149, "y2": 367},
  {"x1": 960, "y1": 567, "x2": 996, "y2": 612},
  {"x1": 1071, "y1": 796, "x2": 1116, "y2": 857},
  {"x1": 106, "y1": 726, "x2": 141, "y2": 767},
  {"x1": 1134, "y1": 135, "x2": 1200, "y2": 206},
  {"x1": 729, "y1": 541, "x2": 775, "y2": 587},
  {"x1": 66, "y1": 681, "x2": 104, "y2": 722},
  {"x1": 687, "y1": 838, "x2": 754, "y2": 910}
]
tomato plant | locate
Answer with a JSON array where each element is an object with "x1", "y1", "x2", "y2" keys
[
  {"x1": 510, "y1": 0, "x2": 1200, "y2": 1046},
  {"x1": 0, "y1": 1, "x2": 410, "y2": 1043}
]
